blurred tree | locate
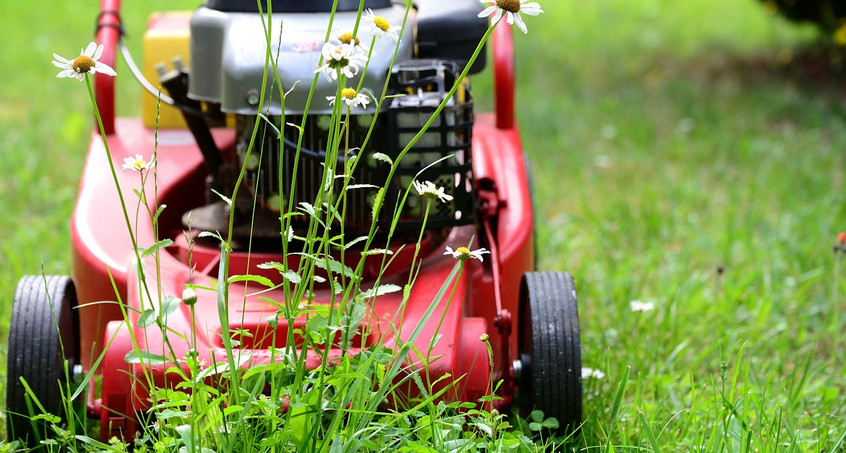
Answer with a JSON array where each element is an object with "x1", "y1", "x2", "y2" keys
[{"x1": 761, "y1": 0, "x2": 846, "y2": 44}]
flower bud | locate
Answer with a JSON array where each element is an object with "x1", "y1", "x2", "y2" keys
[{"x1": 182, "y1": 287, "x2": 198, "y2": 306}]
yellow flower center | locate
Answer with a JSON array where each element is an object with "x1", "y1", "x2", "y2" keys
[
  {"x1": 72, "y1": 55, "x2": 95, "y2": 74},
  {"x1": 339, "y1": 32, "x2": 360, "y2": 46},
  {"x1": 341, "y1": 88, "x2": 357, "y2": 100},
  {"x1": 133, "y1": 160, "x2": 146, "y2": 169},
  {"x1": 455, "y1": 247, "x2": 471, "y2": 256},
  {"x1": 496, "y1": 0, "x2": 521, "y2": 13},
  {"x1": 373, "y1": 16, "x2": 391, "y2": 32}
]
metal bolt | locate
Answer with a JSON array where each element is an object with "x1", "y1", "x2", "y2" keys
[
  {"x1": 155, "y1": 62, "x2": 168, "y2": 78},
  {"x1": 512, "y1": 358, "x2": 523, "y2": 381},
  {"x1": 246, "y1": 89, "x2": 260, "y2": 106},
  {"x1": 171, "y1": 56, "x2": 186, "y2": 72}
]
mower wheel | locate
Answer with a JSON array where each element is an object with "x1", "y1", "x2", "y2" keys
[
  {"x1": 6, "y1": 275, "x2": 81, "y2": 448},
  {"x1": 517, "y1": 271, "x2": 582, "y2": 435}
]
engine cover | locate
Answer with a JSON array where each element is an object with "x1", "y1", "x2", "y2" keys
[{"x1": 187, "y1": 5, "x2": 413, "y2": 115}]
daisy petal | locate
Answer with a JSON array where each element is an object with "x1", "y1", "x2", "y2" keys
[
  {"x1": 93, "y1": 43, "x2": 104, "y2": 60},
  {"x1": 513, "y1": 13, "x2": 528, "y2": 33},
  {"x1": 84, "y1": 42, "x2": 97, "y2": 57},
  {"x1": 478, "y1": 5, "x2": 498, "y2": 18},
  {"x1": 95, "y1": 62, "x2": 117, "y2": 76}
]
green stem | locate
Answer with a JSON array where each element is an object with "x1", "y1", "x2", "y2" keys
[
  {"x1": 407, "y1": 199, "x2": 433, "y2": 288},
  {"x1": 85, "y1": 75, "x2": 162, "y2": 390},
  {"x1": 835, "y1": 252, "x2": 842, "y2": 362}
]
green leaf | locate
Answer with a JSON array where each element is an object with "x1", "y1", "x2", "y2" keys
[
  {"x1": 530, "y1": 409, "x2": 544, "y2": 423},
  {"x1": 370, "y1": 350, "x2": 393, "y2": 365},
  {"x1": 152, "y1": 204, "x2": 167, "y2": 224},
  {"x1": 285, "y1": 122, "x2": 304, "y2": 135},
  {"x1": 346, "y1": 183, "x2": 378, "y2": 190},
  {"x1": 257, "y1": 261, "x2": 283, "y2": 270},
  {"x1": 323, "y1": 167, "x2": 335, "y2": 192},
  {"x1": 228, "y1": 274, "x2": 275, "y2": 288},
  {"x1": 638, "y1": 409, "x2": 661, "y2": 453},
  {"x1": 312, "y1": 255, "x2": 358, "y2": 280},
  {"x1": 443, "y1": 439, "x2": 471, "y2": 452},
  {"x1": 138, "y1": 308, "x2": 156, "y2": 328},
  {"x1": 210, "y1": 188, "x2": 232, "y2": 206},
  {"x1": 125, "y1": 350, "x2": 168, "y2": 365},
  {"x1": 198, "y1": 231, "x2": 223, "y2": 243},
  {"x1": 195, "y1": 361, "x2": 231, "y2": 381},
  {"x1": 31, "y1": 413, "x2": 62, "y2": 424},
  {"x1": 609, "y1": 365, "x2": 631, "y2": 433},
  {"x1": 282, "y1": 270, "x2": 302, "y2": 284},
  {"x1": 140, "y1": 239, "x2": 174, "y2": 258},
  {"x1": 195, "y1": 353, "x2": 252, "y2": 380},
  {"x1": 342, "y1": 235, "x2": 368, "y2": 250},
  {"x1": 371, "y1": 188, "x2": 385, "y2": 220},
  {"x1": 160, "y1": 295, "x2": 181, "y2": 319},
  {"x1": 257, "y1": 113, "x2": 281, "y2": 137},
  {"x1": 361, "y1": 248, "x2": 394, "y2": 256},
  {"x1": 155, "y1": 408, "x2": 192, "y2": 420},
  {"x1": 360, "y1": 284, "x2": 402, "y2": 299},
  {"x1": 372, "y1": 152, "x2": 393, "y2": 166},
  {"x1": 541, "y1": 417, "x2": 559, "y2": 429},
  {"x1": 299, "y1": 202, "x2": 318, "y2": 217},
  {"x1": 257, "y1": 261, "x2": 302, "y2": 284}
]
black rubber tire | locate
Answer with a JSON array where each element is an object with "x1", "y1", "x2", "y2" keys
[
  {"x1": 518, "y1": 271, "x2": 582, "y2": 435},
  {"x1": 6, "y1": 275, "x2": 80, "y2": 448}
]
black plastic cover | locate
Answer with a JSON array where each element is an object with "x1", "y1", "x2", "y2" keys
[
  {"x1": 205, "y1": 0, "x2": 393, "y2": 13},
  {"x1": 415, "y1": 0, "x2": 488, "y2": 73}
]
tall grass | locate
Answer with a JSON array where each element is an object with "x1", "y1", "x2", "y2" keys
[{"x1": 520, "y1": 1, "x2": 846, "y2": 451}]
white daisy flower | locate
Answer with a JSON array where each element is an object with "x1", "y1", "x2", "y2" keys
[
  {"x1": 315, "y1": 42, "x2": 367, "y2": 82},
  {"x1": 327, "y1": 87, "x2": 370, "y2": 110},
  {"x1": 630, "y1": 300, "x2": 655, "y2": 312},
  {"x1": 122, "y1": 154, "x2": 152, "y2": 172},
  {"x1": 581, "y1": 367, "x2": 605, "y2": 379},
  {"x1": 444, "y1": 246, "x2": 490, "y2": 262},
  {"x1": 52, "y1": 42, "x2": 117, "y2": 81},
  {"x1": 365, "y1": 9, "x2": 401, "y2": 42},
  {"x1": 413, "y1": 180, "x2": 453, "y2": 203},
  {"x1": 477, "y1": 0, "x2": 544, "y2": 34}
]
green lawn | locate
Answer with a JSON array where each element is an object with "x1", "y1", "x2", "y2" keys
[{"x1": 2, "y1": 0, "x2": 845, "y2": 450}]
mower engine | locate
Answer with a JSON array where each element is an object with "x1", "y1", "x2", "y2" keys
[{"x1": 163, "y1": 1, "x2": 481, "y2": 246}]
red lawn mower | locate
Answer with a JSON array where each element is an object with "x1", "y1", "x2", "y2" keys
[{"x1": 6, "y1": 0, "x2": 582, "y2": 445}]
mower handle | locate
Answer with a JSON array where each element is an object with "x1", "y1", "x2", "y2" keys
[
  {"x1": 95, "y1": 0, "x2": 121, "y2": 135},
  {"x1": 492, "y1": 21, "x2": 515, "y2": 130}
]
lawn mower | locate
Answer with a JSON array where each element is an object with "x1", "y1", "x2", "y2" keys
[{"x1": 6, "y1": 0, "x2": 582, "y2": 445}]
